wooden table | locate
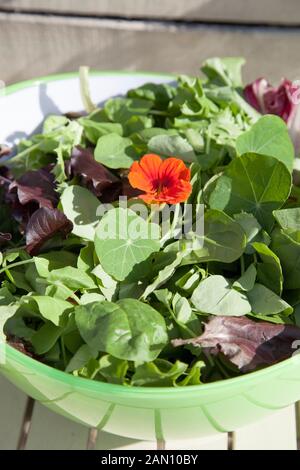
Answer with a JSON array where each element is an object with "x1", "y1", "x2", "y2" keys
[{"x1": 1, "y1": 0, "x2": 300, "y2": 84}]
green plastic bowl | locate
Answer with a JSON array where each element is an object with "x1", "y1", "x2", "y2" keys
[{"x1": 1, "y1": 73, "x2": 300, "y2": 441}]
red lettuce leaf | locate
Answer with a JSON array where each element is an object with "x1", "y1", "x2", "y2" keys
[
  {"x1": 0, "y1": 232, "x2": 12, "y2": 244},
  {"x1": 26, "y1": 207, "x2": 73, "y2": 255},
  {"x1": 0, "y1": 145, "x2": 11, "y2": 158},
  {"x1": 70, "y1": 147, "x2": 121, "y2": 200},
  {"x1": 9, "y1": 168, "x2": 58, "y2": 209},
  {"x1": 172, "y1": 316, "x2": 300, "y2": 372}
]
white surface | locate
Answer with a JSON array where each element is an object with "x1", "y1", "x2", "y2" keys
[{"x1": 0, "y1": 73, "x2": 172, "y2": 146}]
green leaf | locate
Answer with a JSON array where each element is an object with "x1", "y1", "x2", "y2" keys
[
  {"x1": 31, "y1": 322, "x2": 63, "y2": 355},
  {"x1": 247, "y1": 283, "x2": 292, "y2": 316},
  {"x1": 234, "y1": 212, "x2": 270, "y2": 254},
  {"x1": 252, "y1": 242, "x2": 283, "y2": 295},
  {"x1": 91, "y1": 264, "x2": 118, "y2": 301},
  {"x1": 141, "y1": 253, "x2": 183, "y2": 300},
  {"x1": 178, "y1": 361, "x2": 205, "y2": 386},
  {"x1": 79, "y1": 293, "x2": 105, "y2": 305},
  {"x1": 172, "y1": 209, "x2": 246, "y2": 264},
  {"x1": 43, "y1": 115, "x2": 69, "y2": 133},
  {"x1": 271, "y1": 228, "x2": 300, "y2": 289},
  {"x1": 131, "y1": 359, "x2": 188, "y2": 387},
  {"x1": 202, "y1": 57, "x2": 245, "y2": 88},
  {"x1": 75, "y1": 299, "x2": 168, "y2": 362},
  {"x1": 209, "y1": 153, "x2": 292, "y2": 231},
  {"x1": 148, "y1": 134, "x2": 196, "y2": 163},
  {"x1": 236, "y1": 115, "x2": 294, "y2": 172},
  {"x1": 94, "y1": 208, "x2": 160, "y2": 281},
  {"x1": 94, "y1": 133, "x2": 138, "y2": 169},
  {"x1": 34, "y1": 251, "x2": 77, "y2": 277},
  {"x1": 273, "y1": 207, "x2": 300, "y2": 235},
  {"x1": 31, "y1": 296, "x2": 72, "y2": 326},
  {"x1": 79, "y1": 118, "x2": 123, "y2": 144},
  {"x1": 48, "y1": 267, "x2": 96, "y2": 290},
  {"x1": 66, "y1": 344, "x2": 95, "y2": 373},
  {"x1": 191, "y1": 275, "x2": 251, "y2": 316},
  {"x1": 104, "y1": 97, "x2": 153, "y2": 123},
  {"x1": 233, "y1": 264, "x2": 257, "y2": 292},
  {"x1": 98, "y1": 354, "x2": 129, "y2": 384},
  {"x1": 61, "y1": 185, "x2": 100, "y2": 241},
  {"x1": 0, "y1": 287, "x2": 19, "y2": 340}
]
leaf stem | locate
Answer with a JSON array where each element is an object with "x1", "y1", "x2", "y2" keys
[
  {"x1": 61, "y1": 337, "x2": 67, "y2": 369},
  {"x1": 240, "y1": 255, "x2": 245, "y2": 275},
  {"x1": 0, "y1": 258, "x2": 34, "y2": 275}
]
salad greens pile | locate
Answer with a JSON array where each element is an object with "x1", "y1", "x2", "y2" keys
[{"x1": 1, "y1": 57, "x2": 300, "y2": 387}]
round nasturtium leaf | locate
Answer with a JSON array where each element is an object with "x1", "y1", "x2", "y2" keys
[{"x1": 94, "y1": 208, "x2": 160, "y2": 281}]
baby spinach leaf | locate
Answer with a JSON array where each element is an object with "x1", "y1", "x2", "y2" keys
[
  {"x1": 174, "y1": 209, "x2": 246, "y2": 264},
  {"x1": 75, "y1": 299, "x2": 168, "y2": 362},
  {"x1": 104, "y1": 97, "x2": 153, "y2": 123},
  {"x1": 234, "y1": 212, "x2": 270, "y2": 254},
  {"x1": 97, "y1": 354, "x2": 129, "y2": 384},
  {"x1": 79, "y1": 118, "x2": 123, "y2": 144},
  {"x1": 148, "y1": 134, "x2": 196, "y2": 163},
  {"x1": 236, "y1": 115, "x2": 294, "y2": 172},
  {"x1": 191, "y1": 275, "x2": 251, "y2": 316},
  {"x1": 31, "y1": 322, "x2": 63, "y2": 355},
  {"x1": 209, "y1": 153, "x2": 292, "y2": 231},
  {"x1": 31, "y1": 296, "x2": 73, "y2": 326},
  {"x1": 233, "y1": 264, "x2": 257, "y2": 292},
  {"x1": 48, "y1": 266, "x2": 96, "y2": 290},
  {"x1": 61, "y1": 185, "x2": 100, "y2": 241},
  {"x1": 252, "y1": 242, "x2": 283, "y2": 295},
  {"x1": 94, "y1": 133, "x2": 138, "y2": 169},
  {"x1": 247, "y1": 284, "x2": 292, "y2": 316},
  {"x1": 65, "y1": 344, "x2": 96, "y2": 373},
  {"x1": 271, "y1": 228, "x2": 300, "y2": 289},
  {"x1": 95, "y1": 208, "x2": 160, "y2": 281},
  {"x1": 273, "y1": 207, "x2": 300, "y2": 234},
  {"x1": 0, "y1": 287, "x2": 19, "y2": 340}
]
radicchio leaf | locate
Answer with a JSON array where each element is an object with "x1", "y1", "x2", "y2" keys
[
  {"x1": 9, "y1": 168, "x2": 58, "y2": 209},
  {"x1": 172, "y1": 316, "x2": 300, "y2": 372},
  {"x1": 26, "y1": 207, "x2": 73, "y2": 255},
  {"x1": 70, "y1": 146, "x2": 121, "y2": 200}
]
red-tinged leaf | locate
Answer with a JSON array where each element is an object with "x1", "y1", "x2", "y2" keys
[
  {"x1": 0, "y1": 145, "x2": 11, "y2": 158},
  {"x1": 70, "y1": 147, "x2": 121, "y2": 199},
  {"x1": 0, "y1": 232, "x2": 12, "y2": 244},
  {"x1": 26, "y1": 207, "x2": 73, "y2": 255},
  {"x1": 172, "y1": 316, "x2": 300, "y2": 372},
  {"x1": 9, "y1": 168, "x2": 58, "y2": 209}
]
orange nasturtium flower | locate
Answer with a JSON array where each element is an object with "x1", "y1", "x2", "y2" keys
[{"x1": 128, "y1": 154, "x2": 192, "y2": 204}]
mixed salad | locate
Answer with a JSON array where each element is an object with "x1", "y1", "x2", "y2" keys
[{"x1": 1, "y1": 57, "x2": 300, "y2": 387}]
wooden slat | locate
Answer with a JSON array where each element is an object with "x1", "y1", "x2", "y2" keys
[
  {"x1": 1, "y1": 12, "x2": 300, "y2": 86},
  {"x1": 0, "y1": 375, "x2": 28, "y2": 450},
  {"x1": 233, "y1": 406, "x2": 298, "y2": 450},
  {"x1": 1, "y1": 0, "x2": 300, "y2": 25}
]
